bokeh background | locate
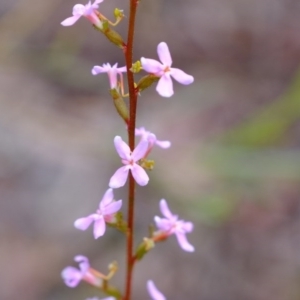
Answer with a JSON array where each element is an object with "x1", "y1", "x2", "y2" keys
[{"x1": 1, "y1": 0, "x2": 300, "y2": 299}]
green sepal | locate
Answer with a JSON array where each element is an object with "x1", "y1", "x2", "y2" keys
[
  {"x1": 140, "y1": 158, "x2": 155, "y2": 170},
  {"x1": 93, "y1": 21, "x2": 125, "y2": 49},
  {"x1": 136, "y1": 74, "x2": 159, "y2": 92},
  {"x1": 110, "y1": 89, "x2": 129, "y2": 124},
  {"x1": 135, "y1": 237, "x2": 155, "y2": 261},
  {"x1": 131, "y1": 61, "x2": 142, "y2": 73}
]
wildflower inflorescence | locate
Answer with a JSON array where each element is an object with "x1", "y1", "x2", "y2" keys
[{"x1": 60, "y1": 0, "x2": 195, "y2": 299}]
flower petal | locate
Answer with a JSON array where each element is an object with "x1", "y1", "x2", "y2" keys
[
  {"x1": 109, "y1": 166, "x2": 129, "y2": 188},
  {"x1": 131, "y1": 165, "x2": 149, "y2": 186},
  {"x1": 74, "y1": 215, "x2": 95, "y2": 230},
  {"x1": 91, "y1": 65, "x2": 106, "y2": 75},
  {"x1": 73, "y1": 4, "x2": 86, "y2": 16},
  {"x1": 141, "y1": 58, "x2": 164, "y2": 75},
  {"x1": 182, "y1": 221, "x2": 194, "y2": 233},
  {"x1": 156, "y1": 74, "x2": 173, "y2": 97},
  {"x1": 159, "y1": 199, "x2": 173, "y2": 219},
  {"x1": 75, "y1": 255, "x2": 90, "y2": 272},
  {"x1": 103, "y1": 200, "x2": 122, "y2": 215},
  {"x1": 157, "y1": 42, "x2": 172, "y2": 67},
  {"x1": 147, "y1": 280, "x2": 166, "y2": 300},
  {"x1": 170, "y1": 68, "x2": 194, "y2": 85},
  {"x1": 117, "y1": 66, "x2": 127, "y2": 73},
  {"x1": 114, "y1": 136, "x2": 131, "y2": 161},
  {"x1": 132, "y1": 139, "x2": 148, "y2": 161},
  {"x1": 154, "y1": 216, "x2": 172, "y2": 231},
  {"x1": 61, "y1": 15, "x2": 81, "y2": 26},
  {"x1": 99, "y1": 188, "x2": 114, "y2": 209},
  {"x1": 175, "y1": 232, "x2": 195, "y2": 252},
  {"x1": 93, "y1": 217, "x2": 106, "y2": 238},
  {"x1": 61, "y1": 266, "x2": 82, "y2": 288},
  {"x1": 135, "y1": 127, "x2": 146, "y2": 137},
  {"x1": 155, "y1": 140, "x2": 171, "y2": 149}
]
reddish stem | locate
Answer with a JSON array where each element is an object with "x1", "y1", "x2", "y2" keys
[{"x1": 123, "y1": 1, "x2": 138, "y2": 300}]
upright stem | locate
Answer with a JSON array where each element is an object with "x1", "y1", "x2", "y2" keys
[{"x1": 124, "y1": 1, "x2": 138, "y2": 299}]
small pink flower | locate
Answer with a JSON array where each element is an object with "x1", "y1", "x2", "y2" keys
[
  {"x1": 61, "y1": 255, "x2": 100, "y2": 287},
  {"x1": 74, "y1": 188, "x2": 122, "y2": 239},
  {"x1": 109, "y1": 136, "x2": 149, "y2": 188},
  {"x1": 141, "y1": 42, "x2": 194, "y2": 97},
  {"x1": 61, "y1": 0, "x2": 103, "y2": 27},
  {"x1": 154, "y1": 199, "x2": 194, "y2": 252},
  {"x1": 147, "y1": 280, "x2": 166, "y2": 300},
  {"x1": 135, "y1": 127, "x2": 171, "y2": 150},
  {"x1": 92, "y1": 63, "x2": 127, "y2": 89}
]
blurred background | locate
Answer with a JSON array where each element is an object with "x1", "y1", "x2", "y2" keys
[{"x1": 1, "y1": 0, "x2": 300, "y2": 299}]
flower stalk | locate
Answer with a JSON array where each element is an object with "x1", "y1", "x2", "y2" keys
[{"x1": 123, "y1": 0, "x2": 139, "y2": 299}]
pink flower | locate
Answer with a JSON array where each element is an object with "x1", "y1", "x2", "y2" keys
[
  {"x1": 74, "y1": 188, "x2": 122, "y2": 239},
  {"x1": 154, "y1": 199, "x2": 194, "y2": 252},
  {"x1": 135, "y1": 127, "x2": 171, "y2": 150},
  {"x1": 61, "y1": 255, "x2": 100, "y2": 287},
  {"x1": 61, "y1": 0, "x2": 103, "y2": 27},
  {"x1": 92, "y1": 63, "x2": 127, "y2": 89},
  {"x1": 141, "y1": 42, "x2": 194, "y2": 97},
  {"x1": 147, "y1": 280, "x2": 166, "y2": 300},
  {"x1": 109, "y1": 136, "x2": 149, "y2": 188}
]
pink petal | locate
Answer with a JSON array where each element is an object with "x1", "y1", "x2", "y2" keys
[
  {"x1": 61, "y1": 266, "x2": 82, "y2": 287},
  {"x1": 135, "y1": 127, "x2": 146, "y2": 137},
  {"x1": 147, "y1": 280, "x2": 166, "y2": 300},
  {"x1": 131, "y1": 165, "x2": 149, "y2": 186},
  {"x1": 141, "y1": 58, "x2": 164, "y2": 75},
  {"x1": 93, "y1": 217, "x2": 106, "y2": 238},
  {"x1": 75, "y1": 255, "x2": 90, "y2": 272},
  {"x1": 156, "y1": 74, "x2": 173, "y2": 97},
  {"x1": 175, "y1": 232, "x2": 194, "y2": 252},
  {"x1": 132, "y1": 139, "x2": 148, "y2": 161},
  {"x1": 170, "y1": 68, "x2": 194, "y2": 85},
  {"x1": 157, "y1": 42, "x2": 172, "y2": 67},
  {"x1": 91, "y1": 65, "x2": 106, "y2": 75},
  {"x1": 99, "y1": 188, "x2": 114, "y2": 209},
  {"x1": 182, "y1": 221, "x2": 194, "y2": 233},
  {"x1": 107, "y1": 68, "x2": 118, "y2": 89},
  {"x1": 109, "y1": 166, "x2": 129, "y2": 188},
  {"x1": 103, "y1": 200, "x2": 122, "y2": 215},
  {"x1": 147, "y1": 133, "x2": 157, "y2": 147},
  {"x1": 72, "y1": 4, "x2": 86, "y2": 16},
  {"x1": 74, "y1": 215, "x2": 95, "y2": 230},
  {"x1": 154, "y1": 216, "x2": 172, "y2": 231},
  {"x1": 159, "y1": 199, "x2": 173, "y2": 219},
  {"x1": 155, "y1": 140, "x2": 171, "y2": 149},
  {"x1": 61, "y1": 15, "x2": 81, "y2": 26},
  {"x1": 117, "y1": 66, "x2": 127, "y2": 73},
  {"x1": 114, "y1": 136, "x2": 131, "y2": 161}
]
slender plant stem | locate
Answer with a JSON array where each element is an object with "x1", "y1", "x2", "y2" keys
[{"x1": 124, "y1": 1, "x2": 138, "y2": 299}]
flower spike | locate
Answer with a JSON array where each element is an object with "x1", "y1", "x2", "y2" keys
[
  {"x1": 74, "y1": 188, "x2": 122, "y2": 239},
  {"x1": 61, "y1": 0, "x2": 103, "y2": 28},
  {"x1": 147, "y1": 280, "x2": 166, "y2": 300},
  {"x1": 154, "y1": 199, "x2": 194, "y2": 252},
  {"x1": 141, "y1": 42, "x2": 194, "y2": 97},
  {"x1": 109, "y1": 136, "x2": 149, "y2": 188}
]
